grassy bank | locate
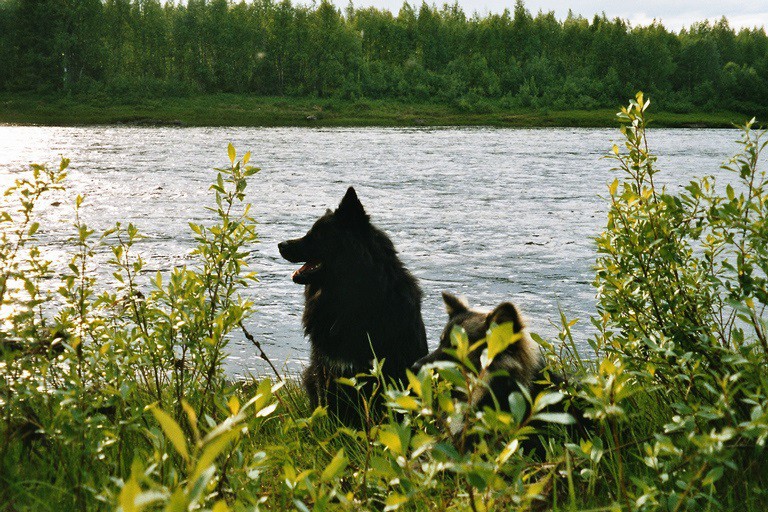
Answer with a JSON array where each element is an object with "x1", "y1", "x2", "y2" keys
[{"x1": 0, "y1": 93, "x2": 757, "y2": 128}]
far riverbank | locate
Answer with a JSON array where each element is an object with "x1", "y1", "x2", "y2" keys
[{"x1": 0, "y1": 94, "x2": 758, "y2": 128}]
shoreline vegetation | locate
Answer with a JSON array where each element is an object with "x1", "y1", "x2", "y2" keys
[{"x1": 0, "y1": 94, "x2": 757, "y2": 128}]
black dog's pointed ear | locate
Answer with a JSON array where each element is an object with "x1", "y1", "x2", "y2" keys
[
  {"x1": 487, "y1": 302, "x2": 524, "y2": 333},
  {"x1": 336, "y1": 187, "x2": 369, "y2": 225},
  {"x1": 442, "y1": 291, "x2": 469, "y2": 317}
]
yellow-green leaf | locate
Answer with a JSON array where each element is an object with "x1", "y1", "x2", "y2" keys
[
  {"x1": 438, "y1": 394, "x2": 455, "y2": 413},
  {"x1": 181, "y1": 400, "x2": 199, "y2": 443},
  {"x1": 497, "y1": 439, "x2": 519, "y2": 465},
  {"x1": 406, "y1": 369, "x2": 421, "y2": 396},
  {"x1": 394, "y1": 395, "x2": 419, "y2": 411},
  {"x1": 384, "y1": 493, "x2": 409, "y2": 511},
  {"x1": 150, "y1": 406, "x2": 189, "y2": 462},
  {"x1": 243, "y1": 378, "x2": 273, "y2": 414},
  {"x1": 283, "y1": 463, "x2": 297, "y2": 483},
  {"x1": 162, "y1": 488, "x2": 187, "y2": 512},
  {"x1": 227, "y1": 143, "x2": 236, "y2": 164},
  {"x1": 321, "y1": 448, "x2": 348, "y2": 482},
  {"x1": 228, "y1": 395, "x2": 240, "y2": 415},
  {"x1": 335, "y1": 377, "x2": 356, "y2": 387},
  {"x1": 379, "y1": 429, "x2": 403, "y2": 455},
  {"x1": 411, "y1": 432, "x2": 434, "y2": 452},
  {"x1": 609, "y1": 178, "x2": 619, "y2": 195},
  {"x1": 119, "y1": 475, "x2": 140, "y2": 512},
  {"x1": 212, "y1": 501, "x2": 230, "y2": 512},
  {"x1": 191, "y1": 429, "x2": 240, "y2": 484},
  {"x1": 486, "y1": 322, "x2": 521, "y2": 362}
]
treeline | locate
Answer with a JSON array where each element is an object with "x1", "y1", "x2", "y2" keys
[{"x1": 1, "y1": 0, "x2": 767, "y2": 112}]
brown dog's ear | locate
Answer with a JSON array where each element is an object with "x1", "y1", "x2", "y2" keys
[
  {"x1": 442, "y1": 291, "x2": 469, "y2": 317},
  {"x1": 487, "y1": 302, "x2": 524, "y2": 333}
]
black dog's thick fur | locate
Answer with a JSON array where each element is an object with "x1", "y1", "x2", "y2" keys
[
  {"x1": 412, "y1": 292, "x2": 590, "y2": 455},
  {"x1": 279, "y1": 187, "x2": 428, "y2": 425}
]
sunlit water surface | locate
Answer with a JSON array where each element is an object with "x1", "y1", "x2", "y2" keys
[{"x1": 0, "y1": 125, "x2": 744, "y2": 377}]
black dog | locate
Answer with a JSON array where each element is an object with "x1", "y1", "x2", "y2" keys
[
  {"x1": 279, "y1": 187, "x2": 428, "y2": 426},
  {"x1": 412, "y1": 292, "x2": 590, "y2": 455}
]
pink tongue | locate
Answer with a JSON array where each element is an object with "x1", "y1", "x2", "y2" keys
[{"x1": 293, "y1": 261, "x2": 319, "y2": 278}]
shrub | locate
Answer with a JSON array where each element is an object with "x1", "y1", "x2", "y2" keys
[
  {"x1": 0, "y1": 145, "x2": 269, "y2": 510},
  {"x1": 593, "y1": 92, "x2": 768, "y2": 510}
]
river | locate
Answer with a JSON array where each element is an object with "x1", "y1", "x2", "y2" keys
[{"x1": 0, "y1": 125, "x2": 744, "y2": 377}]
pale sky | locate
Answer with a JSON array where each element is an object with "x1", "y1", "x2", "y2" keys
[{"x1": 331, "y1": 0, "x2": 768, "y2": 32}]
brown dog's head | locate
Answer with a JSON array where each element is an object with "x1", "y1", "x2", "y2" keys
[{"x1": 411, "y1": 292, "x2": 541, "y2": 388}]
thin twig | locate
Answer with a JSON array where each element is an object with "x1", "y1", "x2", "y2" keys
[{"x1": 240, "y1": 321, "x2": 283, "y2": 381}]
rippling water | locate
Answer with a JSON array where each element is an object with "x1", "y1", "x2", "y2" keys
[{"x1": 0, "y1": 125, "x2": 743, "y2": 377}]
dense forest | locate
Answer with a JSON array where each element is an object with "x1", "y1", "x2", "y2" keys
[{"x1": 1, "y1": 0, "x2": 767, "y2": 113}]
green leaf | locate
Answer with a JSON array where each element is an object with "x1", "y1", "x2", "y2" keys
[
  {"x1": 508, "y1": 392, "x2": 528, "y2": 425},
  {"x1": 255, "y1": 402, "x2": 278, "y2": 418},
  {"x1": 533, "y1": 391, "x2": 565, "y2": 412},
  {"x1": 335, "y1": 377, "x2": 356, "y2": 387},
  {"x1": 186, "y1": 466, "x2": 215, "y2": 506},
  {"x1": 703, "y1": 466, "x2": 724, "y2": 486},
  {"x1": 321, "y1": 448, "x2": 348, "y2": 482},
  {"x1": 532, "y1": 412, "x2": 575, "y2": 425},
  {"x1": 450, "y1": 325, "x2": 468, "y2": 349},
  {"x1": 150, "y1": 406, "x2": 189, "y2": 462},
  {"x1": 467, "y1": 471, "x2": 487, "y2": 491},
  {"x1": 437, "y1": 365, "x2": 467, "y2": 389},
  {"x1": 135, "y1": 491, "x2": 169, "y2": 508},
  {"x1": 293, "y1": 500, "x2": 311, "y2": 512}
]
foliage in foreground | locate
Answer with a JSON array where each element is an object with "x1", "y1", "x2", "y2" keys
[{"x1": 1, "y1": 96, "x2": 767, "y2": 511}]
